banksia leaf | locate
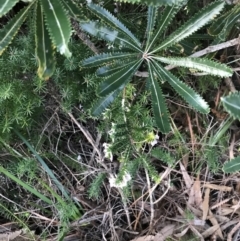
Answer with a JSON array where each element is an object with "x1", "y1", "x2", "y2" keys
[
  {"x1": 114, "y1": 0, "x2": 185, "y2": 6},
  {"x1": 223, "y1": 156, "x2": 240, "y2": 173},
  {"x1": 98, "y1": 60, "x2": 142, "y2": 96},
  {"x1": 80, "y1": 21, "x2": 141, "y2": 51},
  {"x1": 96, "y1": 59, "x2": 139, "y2": 77},
  {"x1": 152, "y1": 1, "x2": 225, "y2": 53},
  {"x1": 62, "y1": 0, "x2": 86, "y2": 22},
  {"x1": 0, "y1": 3, "x2": 33, "y2": 55},
  {"x1": 208, "y1": 4, "x2": 240, "y2": 36},
  {"x1": 154, "y1": 57, "x2": 233, "y2": 77},
  {"x1": 40, "y1": 0, "x2": 72, "y2": 58},
  {"x1": 145, "y1": 6, "x2": 158, "y2": 50},
  {"x1": 152, "y1": 61, "x2": 210, "y2": 114},
  {"x1": 35, "y1": 2, "x2": 55, "y2": 80},
  {"x1": 82, "y1": 52, "x2": 138, "y2": 68},
  {"x1": 148, "y1": 62, "x2": 170, "y2": 133},
  {"x1": 146, "y1": 5, "x2": 178, "y2": 51},
  {"x1": 87, "y1": 3, "x2": 140, "y2": 46},
  {"x1": 221, "y1": 92, "x2": 240, "y2": 119},
  {"x1": 0, "y1": 0, "x2": 20, "y2": 17},
  {"x1": 92, "y1": 85, "x2": 124, "y2": 116}
]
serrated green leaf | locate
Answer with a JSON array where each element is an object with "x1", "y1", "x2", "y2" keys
[
  {"x1": 114, "y1": 0, "x2": 185, "y2": 6},
  {"x1": 148, "y1": 62, "x2": 170, "y2": 133},
  {"x1": 98, "y1": 59, "x2": 142, "y2": 96},
  {"x1": 0, "y1": 3, "x2": 34, "y2": 55},
  {"x1": 80, "y1": 21, "x2": 141, "y2": 52},
  {"x1": 40, "y1": 0, "x2": 72, "y2": 57},
  {"x1": 35, "y1": 2, "x2": 55, "y2": 80},
  {"x1": 92, "y1": 85, "x2": 124, "y2": 116},
  {"x1": 212, "y1": 5, "x2": 240, "y2": 41},
  {"x1": 0, "y1": 0, "x2": 20, "y2": 17},
  {"x1": 154, "y1": 57, "x2": 233, "y2": 77},
  {"x1": 96, "y1": 59, "x2": 139, "y2": 77},
  {"x1": 145, "y1": 6, "x2": 158, "y2": 50},
  {"x1": 223, "y1": 156, "x2": 240, "y2": 173},
  {"x1": 208, "y1": 5, "x2": 240, "y2": 36},
  {"x1": 151, "y1": 1, "x2": 225, "y2": 53},
  {"x1": 82, "y1": 52, "x2": 138, "y2": 68},
  {"x1": 62, "y1": 0, "x2": 86, "y2": 22},
  {"x1": 146, "y1": 5, "x2": 178, "y2": 52},
  {"x1": 87, "y1": 3, "x2": 140, "y2": 47},
  {"x1": 221, "y1": 92, "x2": 240, "y2": 119},
  {"x1": 152, "y1": 61, "x2": 210, "y2": 114}
]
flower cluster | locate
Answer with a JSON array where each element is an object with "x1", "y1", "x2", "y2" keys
[{"x1": 109, "y1": 172, "x2": 131, "y2": 188}]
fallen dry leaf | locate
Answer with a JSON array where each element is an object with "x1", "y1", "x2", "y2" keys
[
  {"x1": 210, "y1": 198, "x2": 231, "y2": 210},
  {"x1": 154, "y1": 224, "x2": 175, "y2": 241},
  {"x1": 174, "y1": 226, "x2": 189, "y2": 238},
  {"x1": 208, "y1": 210, "x2": 223, "y2": 240},
  {"x1": 235, "y1": 181, "x2": 240, "y2": 193},
  {"x1": 203, "y1": 183, "x2": 232, "y2": 192},
  {"x1": 214, "y1": 214, "x2": 229, "y2": 223},
  {"x1": 182, "y1": 153, "x2": 189, "y2": 169},
  {"x1": 221, "y1": 219, "x2": 240, "y2": 232},
  {"x1": 201, "y1": 225, "x2": 220, "y2": 239},
  {"x1": 180, "y1": 161, "x2": 193, "y2": 189},
  {"x1": 131, "y1": 235, "x2": 154, "y2": 241},
  {"x1": 187, "y1": 203, "x2": 203, "y2": 217},
  {"x1": 189, "y1": 225, "x2": 204, "y2": 241},
  {"x1": 202, "y1": 188, "x2": 210, "y2": 220},
  {"x1": 188, "y1": 175, "x2": 202, "y2": 207},
  {"x1": 0, "y1": 230, "x2": 22, "y2": 241}
]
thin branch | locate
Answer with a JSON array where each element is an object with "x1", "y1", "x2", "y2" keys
[
  {"x1": 190, "y1": 36, "x2": 240, "y2": 57},
  {"x1": 224, "y1": 77, "x2": 236, "y2": 92},
  {"x1": 136, "y1": 36, "x2": 240, "y2": 78},
  {"x1": 72, "y1": 20, "x2": 99, "y2": 54}
]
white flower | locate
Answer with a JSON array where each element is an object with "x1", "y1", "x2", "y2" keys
[
  {"x1": 106, "y1": 43, "x2": 114, "y2": 49},
  {"x1": 103, "y1": 143, "x2": 113, "y2": 161},
  {"x1": 150, "y1": 134, "x2": 159, "y2": 147},
  {"x1": 77, "y1": 155, "x2": 82, "y2": 161},
  {"x1": 109, "y1": 172, "x2": 131, "y2": 188},
  {"x1": 108, "y1": 123, "x2": 116, "y2": 142}
]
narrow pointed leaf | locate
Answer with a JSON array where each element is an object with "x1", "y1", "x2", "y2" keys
[
  {"x1": 114, "y1": 0, "x2": 185, "y2": 6},
  {"x1": 36, "y1": 2, "x2": 55, "y2": 80},
  {"x1": 98, "y1": 60, "x2": 142, "y2": 96},
  {"x1": 14, "y1": 129, "x2": 70, "y2": 200},
  {"x1": 154, "y1": 57, "x2": 233, "y2": 77},
  {"x1": 0, "y1": 0, "x2": 20, "y2": 17},
  {"x1": 147, "y1": 5, "x2": 178, "y2": 52},
  {"x1": 223, "y1": 156, "x2": 240, "y2": 173},
  {"x1": 152, "y1": 61, "x2": 210, "y2": 113},
  {"x1": 92, "y1": 85, "x2": 124, "y2": 116},
  {"x1": 151, "y1": 1, "x2": 225, "y2": 53},
  {"x1": 80, "y1": 21, "x2": 141, "y2": 52},
  {"x1": 0, "y1": 3, "x2": 33, "y2": 55},
  {"x1": 148, "y1": 62, "x2": 170, "y2": 133},
  {"x1": 0, "y1": 166, "x2": 52, "y2": 204},
  {"x1": 87, "y1": 3, "x2": 140, "y2": 46},
  {"x1": 40, "y1": 0, "x2": 72, "y2": 57},
  {"x1": 221, "y1": 92, "x2": 240, "y2": 119},
  {"x1": 96, "y1": 59, "x2": 139, "y2": 77},
  {"x1": 82, "y1": 52, "x2": 138, "y2": 68}
]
